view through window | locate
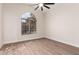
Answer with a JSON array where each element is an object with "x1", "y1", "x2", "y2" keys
[{"x1": 21, "y1": 12, "x2": 36, "y2": 35}]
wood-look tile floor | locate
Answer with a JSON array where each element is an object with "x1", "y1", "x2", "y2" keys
[{"x1": 0, "y1": 38, "x2": 79, "y2": 55}]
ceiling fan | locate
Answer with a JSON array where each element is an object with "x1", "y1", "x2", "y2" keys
[{"x1": 34, "y1": 3, "x2": 55, "y2": 11}]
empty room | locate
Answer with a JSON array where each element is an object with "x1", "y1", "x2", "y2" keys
[{"x1": 0, "y1": 3, "x2": 79, "y2": 55}]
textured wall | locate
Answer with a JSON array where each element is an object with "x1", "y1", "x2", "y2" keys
[
  {"x1": 3, "y1": 4, "x2": 44, "y2": 44},
  {"x1": 45, "y1": 3, "x2": 79, "y2": 47},
  {"x1": 0, "y1": 4, "x2": 3, "y2": 47}
]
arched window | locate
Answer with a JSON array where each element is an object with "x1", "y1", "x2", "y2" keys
[{"x1": 21, "y1": 12, "x2": 36, "y2": 35}]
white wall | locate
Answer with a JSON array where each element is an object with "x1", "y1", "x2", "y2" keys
[
  {"x1": 0, "y1": 4, "x2": 3, "y2": 47},
  {"x1": 45, "y1": 3, "x2": 79, "y2": 47},
  {"x1": 2, "y1": 3, "x2": 79, "y2": 48},
  {"x1": 3, "y1": 4, "x2": 44, "y2": 44}
]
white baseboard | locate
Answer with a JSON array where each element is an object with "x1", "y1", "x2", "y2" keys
[
  {"x1": 3, "y1": 37, "x2": 79, "y2": 48},
  {"x1": 46, "y1": 37, "x2": 79, "y2": 48},
  {"x1": 3, "y1": 37, "x2": 44, "y2": 45}
]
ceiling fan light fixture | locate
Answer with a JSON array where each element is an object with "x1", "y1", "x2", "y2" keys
[
  {"x1": 39, "y1": 3, "x2": 43, "y2": 7},
  {"x1": 34, "y1": 3, "x2": 55, "y2": 11}
]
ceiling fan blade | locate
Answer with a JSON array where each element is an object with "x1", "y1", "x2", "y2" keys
[
  {"x1": 34, "y1": 6, "x2": 39, "y2": 10},
  {"x1": 44, "y1": 3, "x2": 55, "y2": 5},
  {"x1": 43, "y1": 5, "x2": 50, "y2": 9},
  {"x1": 41, "y1": 7, "x2": 43, "y2": 11}
]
